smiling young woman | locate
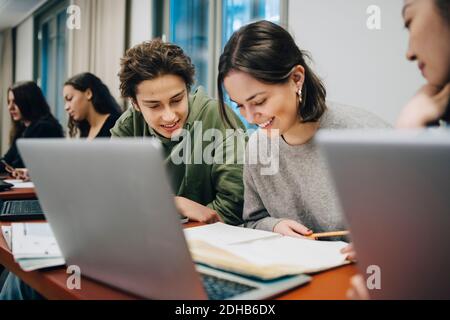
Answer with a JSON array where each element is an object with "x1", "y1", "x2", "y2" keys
[{"x1": 218, "y1": 20, "x2": 390, "y2": 239}]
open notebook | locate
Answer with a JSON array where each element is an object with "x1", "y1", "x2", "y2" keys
[
  {"x1": 10, "y1": 223, "x2": 65, "y2": 272},
  {"x1": 184, "y1": 223, "x2": 350, "y2": 280}
]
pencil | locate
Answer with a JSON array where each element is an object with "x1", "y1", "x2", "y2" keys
[{"x1": 306, "y1": 231, "x2": 350, "y2": 239}]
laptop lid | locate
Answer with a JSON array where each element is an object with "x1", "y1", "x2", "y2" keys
[
  {"x1": 17, "y1": 138, "x2": 207, "y2": 300},
  {"x1": 316, "y1": 129, "x2": 450, "y2": 299}
]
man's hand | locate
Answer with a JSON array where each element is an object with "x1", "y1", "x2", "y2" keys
[{"x1": 174, "y1": 196, "x2": 223, "y2": 224}]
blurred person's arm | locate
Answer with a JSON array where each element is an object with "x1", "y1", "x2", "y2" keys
[
  {"x1": 396, "y1": 83, "x2": 450, "y2": 128},
  {"x1": 347, "y1": 274, "x2": 371, "y2": 300},
  {"x1": 11, "y1": 168, "x2": 30, "y2": 182}
]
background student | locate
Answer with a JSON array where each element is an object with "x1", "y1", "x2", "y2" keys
[
  {"x1": 0, "y1": 81, "x2": 63, "y2": 295},
  {"x1": 396, "y1": 0, "x2": 450, "y2": 128},
  {"x1": 346, "y1": 0, "x2": 450, "y2": 300},
  {"x1": 1, "y1": 73, "x2": 124, "y2": 300},
  {"x1": 9, "y1": 73, "x2": 123, "y2": 181},
  {"x1": 0, "y1": 81, "x2": 64, "y2": 176},
  {"x1": 64, "y1": 72, "x2": 122, "y2": 139},
  {"x1": 111, "y1": 39, "x2": 245, "y2": 225},
  {"x1": 218, "y1": 20, "x2": 389, "y2": 238}
]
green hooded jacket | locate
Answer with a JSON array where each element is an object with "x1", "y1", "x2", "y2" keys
[{"x1": 110, "y1": 87, "x2": 246, "y2": 225}]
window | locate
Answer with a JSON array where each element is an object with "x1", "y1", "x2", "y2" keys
[
  {"x1": 221, "y1": 0, "x2": 282, "y2": 127},
  {"x1": 35, "y1": 0, "x2": 69, "y2": 124},
  {"x1": 222, "y1": 0, "x2": 282, "y2": 49},
  {"x1": 160, "y1": 0, "x2": 286, "y2": 127},
  {"x1": 169, "y1": 0, "x2": 210, "y2": 91}
]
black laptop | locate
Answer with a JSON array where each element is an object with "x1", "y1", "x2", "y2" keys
[{"x1": 0, "y1": 199, "x2": 45, "y2": 221}]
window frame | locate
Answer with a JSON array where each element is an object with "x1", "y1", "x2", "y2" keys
[
  {"x1": 154, "y1": 0, "x2": 289, "y2": 98},
  {"x1": 33, "y1": 0, "x2": 70, "y2": 123}
]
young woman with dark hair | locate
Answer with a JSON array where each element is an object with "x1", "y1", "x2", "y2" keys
[
  {"x1": 346, "y1": 0, "x2": 450, "y2": 300},
  {"x1": 0, "y1": 81, "x2": 64, "y2": 174},
  {"x1": 0, "y1": 74, "x2": 122, "y2": 299},
  {"x1": 218, "y1": 20, "x2": 389, "y2": 238},
  {"x1": 396, "y1": 0, "x2": 450, "y2": 128},
  {"x1": 10, "y1": 74, "x2": 124, "y2": 181},
  {"x1": 64, "y1": 72, "x2": 122, "y2": 139}
]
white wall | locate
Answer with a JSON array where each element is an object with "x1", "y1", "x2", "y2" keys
[
  {"x1": 0, "y1": 29, "x2": 13, "y2": 154},
  {"x1": 0, "y1": 33, "x2": 3, "y2": 63},
  {"x1": 288, "y1": 0, "x2": 425, "y2": 124},
  {"x1": 15, "y1": 16, "x2": 34, "y2": 81},
  {"x1": 0, "y1": 32, "x2": 5, "y2": 154},
  {"x1": 129, "y1": 0, "x2": 153, "y2": 47}
]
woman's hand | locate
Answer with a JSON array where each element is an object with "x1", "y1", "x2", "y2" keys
[
  {"x1": 347, "y1": 274, "x2": 370, "y2": 300},
  {"x1": 174, "y1": 196, "x2": 223, "y2": 224},
  {"x1": 11, "y1": 168, "x2": 30, "y2": 182},
  {"x1": 396, "y1": 83, "x2": 450, "y2": 128},
  {"x1": 273, "y1": 219, "x2": 314, "y2": 239},
  {"x1": 341, "y1": 243, "x2": 357, "y2": 261}
]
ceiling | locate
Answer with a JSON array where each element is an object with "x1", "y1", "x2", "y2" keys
[{"x1": 0, "y1": 0, "x2": 48, "y2": 31}]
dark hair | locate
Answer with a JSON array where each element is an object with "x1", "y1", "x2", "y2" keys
[
  {"x1": 7, "y1": 81, "x2": 53, "y2": 143},
  {"x1": 218, "y1": 20, "x2": 327, "y2": 128},
  {"x1": 435, "y1": 0, "x2": 450, "y2": 23},
  {"x1": 8, "y1": 81, "x2": 52, "y2": 121},
  {"x1": 64, "y1": 72, "x2": 122, "y2": 137},
  {"x1": 119, "y1": 39, "x2": 195, "y2": 101}
]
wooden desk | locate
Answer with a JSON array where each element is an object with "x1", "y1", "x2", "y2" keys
[
  {"x1": 0, "y1": 188, "x2": 36, "y2": 200},
  {"x1": 0, "y1": 177, "x2": 37, "y2": 200},
  {"x1": 0, "y1": 218, "x2": 357, "y2": 300}
]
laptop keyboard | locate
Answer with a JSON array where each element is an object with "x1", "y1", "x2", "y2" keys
[
  {"x1": 201, "y1": 273, "x2": 257, "y2": 300},
  {"x1": 1, "y1": 200, "x2": 43, "y2": 215}
]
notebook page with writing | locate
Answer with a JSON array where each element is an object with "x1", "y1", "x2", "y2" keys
[{"x1": 12, "y1": 223, "x2": 62, "y2": 259}]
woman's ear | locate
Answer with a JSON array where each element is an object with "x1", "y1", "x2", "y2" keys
[
  {"x1": 85, "y1": 88, "x2": 93, "y2": 101},
  {"x1": 291, "y1": 65, "x2": 306, "y2": 91}
]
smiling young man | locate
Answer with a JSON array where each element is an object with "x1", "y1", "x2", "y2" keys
[{"x1": 111, "y1": 39, "x2": 246, "y2": 226}]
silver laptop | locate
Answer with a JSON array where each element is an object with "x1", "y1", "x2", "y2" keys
[
  {"x1": 316, "y1": 129, "x2": 450, "y2": 300},
  {"x1": 17, "y1": 138, "x2": 310, "y2": 300}
]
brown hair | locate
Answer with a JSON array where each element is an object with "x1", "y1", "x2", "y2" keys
[
  {"x1": 218, "y1": 20, "x2": 327, "y2": 128},
  {"x1": 119, "y1": 39, "x2": 195, "y2": 101}
]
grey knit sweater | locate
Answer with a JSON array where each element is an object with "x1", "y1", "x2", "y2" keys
[{"x1": 243, "y1": 103, "x2": 390, "y2": 234}]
